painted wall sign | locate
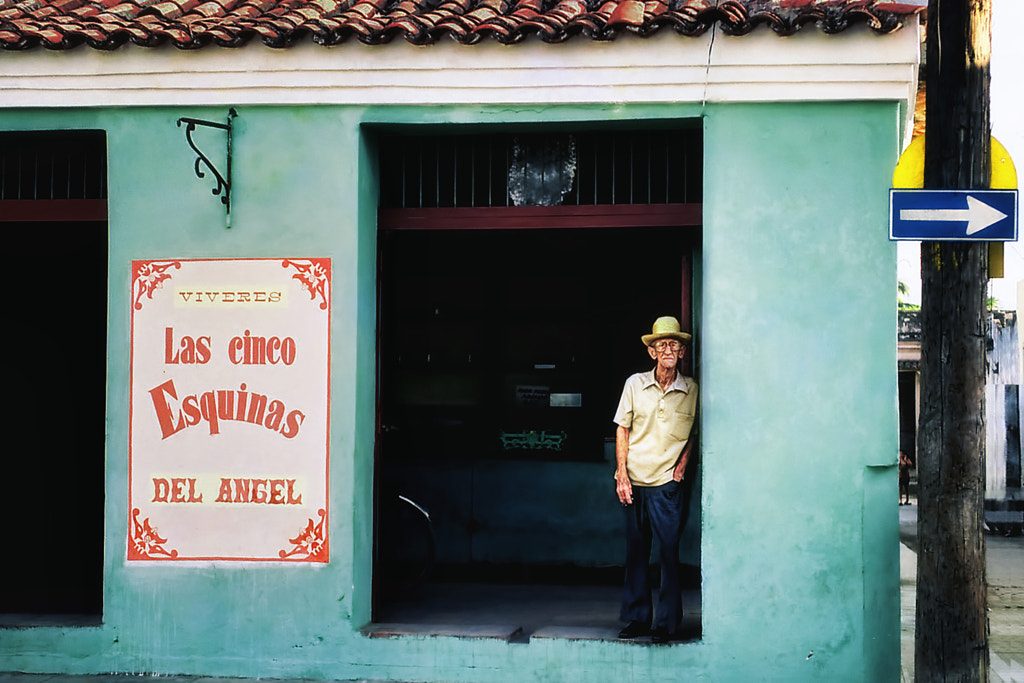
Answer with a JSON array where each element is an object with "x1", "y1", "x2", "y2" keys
[{"x1": 129, "y1": 258, "x2": 330, "y2": 562}]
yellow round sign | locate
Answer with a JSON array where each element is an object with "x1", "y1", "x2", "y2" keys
[{"x1": 892, "y1": 135, "x2": 1017, "y2": 189}]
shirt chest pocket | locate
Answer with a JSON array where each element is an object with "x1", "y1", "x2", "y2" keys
[{"x1": 669, "y1": 406, "x2": 696, "y2": 441}]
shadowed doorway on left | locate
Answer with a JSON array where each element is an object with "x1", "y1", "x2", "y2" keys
[{"x1": 1, "y1": 130, "x2": 107, "y2": 621}]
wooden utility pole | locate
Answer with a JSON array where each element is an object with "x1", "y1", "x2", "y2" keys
[{"x1": 916, "y1": 0, "x2": 991, "y2": 681}]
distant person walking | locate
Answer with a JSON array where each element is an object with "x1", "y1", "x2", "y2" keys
[
  {"x1": 899, "y1": 449, "x2": 913, "y2": 505},
  {"x1": 614, "y1": 316, "x2": 698, "y2": 644}
]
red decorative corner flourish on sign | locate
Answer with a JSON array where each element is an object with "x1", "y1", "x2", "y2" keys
[
  {"x1": 132, "y1": 261, "x2": 181, "y2": 310},
  {"x1": 279, "y1": 509, "x2": 328, "y2": 561},
  {"x1": 281, "y1": 259, "x2": 330, "y2": 310},
  {"x1": 128, "y1": 508, "x2": 178, "y2": 560}
]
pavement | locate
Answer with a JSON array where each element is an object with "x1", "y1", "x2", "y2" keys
[
  {"x1": 899, "y1": 496, "x2": 1024, "y2": 682},
  {"x1": 2, "y1": 498, "x2": 1021, "y2": 682}
]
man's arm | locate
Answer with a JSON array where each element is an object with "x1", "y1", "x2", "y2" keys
[
  {"x1": 673, "y1": 436, "x2": 694, "y2": 482},
  {"x1": 615, "y1": 424, "x2": 633, "y2": 505}
]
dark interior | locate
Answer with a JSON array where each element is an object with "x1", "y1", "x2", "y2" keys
[
  {"x1": 378, "y1": 227, "x2": 694, "y2": 466},
  {"x1": 4, "y1": 219, "x2": 106, "y2": 619},
  {"x1": 374, "y1": 226, "x2": 698, "y2": 626},
  {"x1": 2, "y1": 129, "x2": 107, "y2": 621}
]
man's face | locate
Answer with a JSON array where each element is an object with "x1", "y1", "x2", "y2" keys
[{"x1": 647, "y1": 338, "x2": 685, "y2": 370}]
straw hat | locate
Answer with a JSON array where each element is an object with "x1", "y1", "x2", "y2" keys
[{"x1": 641, "y1": 316, "x2": 692, "y2": 347}]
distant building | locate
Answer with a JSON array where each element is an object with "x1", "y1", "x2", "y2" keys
[{"x1": 898, "y1": 309, "x2": 1024, "y2": 534}]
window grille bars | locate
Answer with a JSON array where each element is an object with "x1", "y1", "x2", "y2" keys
[
  {"x1": 0, "y1": 130, "x2": 107, "y2": 201},
  {"x1": 378, "y1": 129, "x2": 701, "y2": 210}
]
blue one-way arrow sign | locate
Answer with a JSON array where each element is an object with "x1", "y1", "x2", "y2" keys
[{"x1": 889, "y1": 189, "x2": 1018, "y2": 241}]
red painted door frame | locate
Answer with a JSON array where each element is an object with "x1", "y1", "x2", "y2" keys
[{"x1": 0, "y1": 199, "x2": 107, "y2": 222}]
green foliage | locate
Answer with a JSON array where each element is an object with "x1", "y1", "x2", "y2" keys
[{"x1": 898, "y1": 280, "x2": 919, "y2": 310}]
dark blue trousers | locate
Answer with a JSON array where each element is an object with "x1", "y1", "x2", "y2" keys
[{"x1": 621, "y1": 480, "x2": 687, "y2": 632}]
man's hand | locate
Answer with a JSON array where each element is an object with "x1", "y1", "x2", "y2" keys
[
  {"x1": 673, "y1": 438, "x2": 693, "y2": 482},
  {"x1": 615, "y1": 468, "x2": 633, "y2": 505}
]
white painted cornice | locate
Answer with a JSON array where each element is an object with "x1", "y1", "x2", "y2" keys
[{"x1": 0, "y1": 21, "x2": 919, "y2": 109}]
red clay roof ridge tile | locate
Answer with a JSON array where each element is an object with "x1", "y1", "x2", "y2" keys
[{"x1": 0, "y1": 0, "x2": 923, "y2": 50}]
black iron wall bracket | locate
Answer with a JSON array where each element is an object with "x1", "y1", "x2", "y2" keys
[{"x1": 177, "y1": 108, "x2": 237, "y2": 228}]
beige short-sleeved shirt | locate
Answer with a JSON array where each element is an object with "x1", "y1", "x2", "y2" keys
[{"x1": 613, "y1": 370, "x2": 698, "y2": 487}]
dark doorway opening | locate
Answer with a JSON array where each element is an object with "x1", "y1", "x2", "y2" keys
[
  {"x1": 1, "y1": 130, "x2": 107, "y2": 623},
  {"x1": 2, "y1": 219, "x2": 107, "y2": 622},
  {"x1": 898, "y1": 370, "x2": 917, "y2": 461},
  {"x1": 372, "y1": 225, "x2": 700, "y2": 639}
]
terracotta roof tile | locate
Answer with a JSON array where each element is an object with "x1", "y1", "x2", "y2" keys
[{"x1": 0, "y1": 0, "x2": 921, "y2": 50}]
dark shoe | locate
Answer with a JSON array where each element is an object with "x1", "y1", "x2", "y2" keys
[
  {"x1": 618, "y1": 620, "x2": 650, "y2": 639},
  {"x1": 651, "y1": 627, "x2": 674, "y2": 644}
]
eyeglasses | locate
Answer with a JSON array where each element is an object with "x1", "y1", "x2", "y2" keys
[{"x1": 653, "y1": 340, "x2": 682, "y2": 352}]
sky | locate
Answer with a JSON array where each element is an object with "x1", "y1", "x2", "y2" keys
[{"x1": 896, "y1": 0, "x2": 1024, "y2": 310}]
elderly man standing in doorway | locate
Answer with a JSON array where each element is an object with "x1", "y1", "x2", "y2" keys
[{"x1": 614, "y1": 316, "x2": 698, "y2": 644}]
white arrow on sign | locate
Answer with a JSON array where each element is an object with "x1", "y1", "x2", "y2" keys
[{"x1": 899, "y1": 195, "x2": 1009, "y2": 235}]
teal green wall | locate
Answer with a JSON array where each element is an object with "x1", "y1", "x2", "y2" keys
[
  {"x1": 699, "y1": 102, "x2": 901, "y2": 679},
  {"x1": 0, "y1": 100, "x2": 900, "y2": 682}
]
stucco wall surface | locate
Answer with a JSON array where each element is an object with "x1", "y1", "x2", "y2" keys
[
  {"x1": 0, "y1": 99, "x2": 900, "y2": 682},
  {"x1": 700, "y1": 101, "x2": 901, "y2": 681}
]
